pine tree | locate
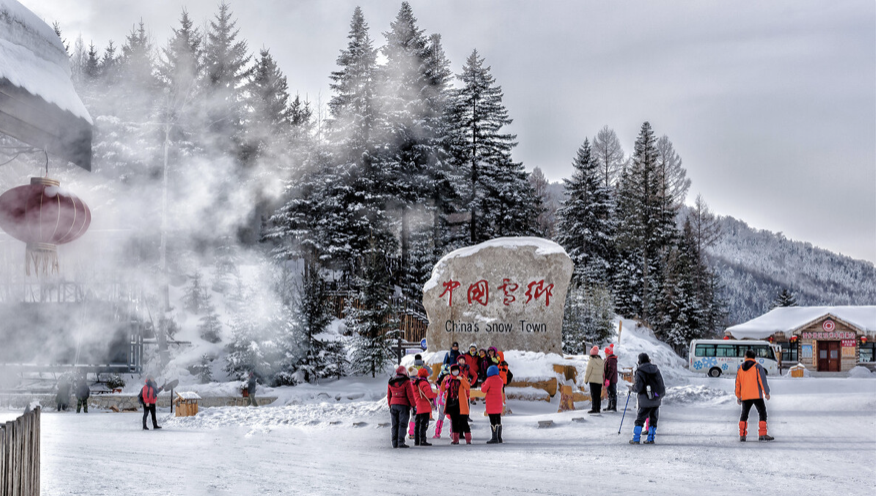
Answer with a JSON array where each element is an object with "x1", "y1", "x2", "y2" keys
[
  {"x1": 771, "y1": 288, "x2": 798, "y2": 309},
  {"x1": 658, "y1": 218, "x2": 705, "y2": 352},
  {"x1": 198, "y1": 294, "x2": 223, "y2": 343},
  {"x1": 555, "y1": 139, "x2": 616, "y2": 286},
  {"x1": 297, "y1": 258, "x2": 334, "y2": 381},
  {"x1": 183, "y1": 271, "x2": 206, "y2": 314},
  {"x1": 591, "y1": 126, "x2": 625, "y2": 189},
  {"x1": 195, "y1": 354, "x2": 214, "y2": 383},
  {"x1": 52, "y1": 22, "x2": 70, "y2": 55},
  {"x1": 84, "y1": 42, "x2": 100, "y2": 81},
  {"x1": 204, "y1": 2, "x2": 252, "y2": 157},
  {"x1": 244, "y1": 48, "x2": 292, "y2": 162},
  {"x1": 100, "y1": 40, "x2": 120, "y2": 83},
  {"x1": 346, "y1": 236, "x2": 399, "y2": 378}
]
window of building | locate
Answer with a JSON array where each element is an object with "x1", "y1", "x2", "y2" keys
[
  {"x1": 859, "y1": 342, "x2": 876, "y2": 363},
  {"x1": 780, "y1": 342, "x2": 798, "y2": 363}
]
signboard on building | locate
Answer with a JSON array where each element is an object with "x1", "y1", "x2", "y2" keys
[
  {"x1": 801, "y1": 345, "x2": 813, "y2": 359},
  {"x1": 800, "y1": 331, "x2": 856, "y2": 340},
  {"x1": 423, "y1": 238, "x2": 572, "y2": 354}
]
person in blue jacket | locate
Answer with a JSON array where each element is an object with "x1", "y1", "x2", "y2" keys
[{"x1": 443, "y1": 342, "x2": 461, "y2": 367}]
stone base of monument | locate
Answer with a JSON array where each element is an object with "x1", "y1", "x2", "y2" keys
[
  {"x1": 505, "y1": 387, "x2": 550, "y2": 402},
  {"x1": 538, "y1": 420, "x2": 554, "y2": 428},
  {"x1": 507, "y1": 377, "x2": 558, "y2": 397}
]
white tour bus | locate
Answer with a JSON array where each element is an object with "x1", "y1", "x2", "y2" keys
[{"x1": 689, "y1": 340, "x2": 779, "y2": 378}]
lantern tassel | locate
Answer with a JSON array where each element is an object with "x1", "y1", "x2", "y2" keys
[{"x1": 26, "y1": 243, "x2": 59, "y2": 276}]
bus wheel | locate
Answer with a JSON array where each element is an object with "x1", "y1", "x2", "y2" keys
[{"x1": 708, "y1": 367, "x2": 722, "y2": 378}]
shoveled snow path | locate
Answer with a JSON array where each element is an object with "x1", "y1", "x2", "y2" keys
[{"x1": 2, "y1": 377, "x2": 873, "y2": 496}]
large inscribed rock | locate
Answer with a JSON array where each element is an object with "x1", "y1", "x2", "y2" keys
[{"x1": 423, "y1": 237, "x2": 573, "y2": 354}]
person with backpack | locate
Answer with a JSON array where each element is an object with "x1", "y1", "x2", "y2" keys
[
  {"x1": 387, "y1": 365, "x2": 417, "y2": 449},
  {"x1": 443, "y1": 342, "x2": 461, "y2": 367},
  {"x1": 629, "y1": 353, "x2": 665, "y2": 445},
  {"x1": 443, "y1": 364, "x2": 472, "y2": 445},
  {"x1": 735, "y1": 349, "x2": 774, "y2": 442},
  {"x1": 413, "y1": 368, "x2": 436, "y2": 446},
  {"x1": 481, "y1": 365, "x2": 505, "y2": 444},
  {"x1": 138, "y1": 376, "x2": 162, "y2": 430},
  {"x1": 74, "y1": 375, "x2": 90, "y2": 413},
  {"x1": 604, "y1": 345, "x2": 619, "y2": 412},
  {"x1": 584, "y1": 346, "x2": 605, "y2": 414}
]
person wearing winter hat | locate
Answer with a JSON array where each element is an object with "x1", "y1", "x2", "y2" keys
[
  {"x1": 603, "y1": 345, "x2": 619, "y2": 412},
  {"x1": 432, "y1": 366, "x2": 451, "y2": 439},
  {"x1": 476, "y1": 349, "x2": 490, "y2": 387},
  {"x1": 407, "y1": 354, "x2": 427, "y2": 440},
  {"x1": 462, "y1": 343, "x2": 479, "y2": 382},
  {"x1": 630, "y1": 353, "x2": 665, "y2": 445},
  {"x1": 735, "y1": 349, "x2": 774, "y2": 442},
  {"x1": 443, "y1": 342, "x2": 461, "y2": 367},
  {"x1": 387, "y1": 365, "x2": 417, "y2": 448},
  {"x1": 413, "y1": 367, "x2": 437, "y2": 446},
  {"x1": 583, "y1": 346, "x2": 605, "y2": 414},
  {"x1": 457, "y1": 354, "x2": 477, "y2": 385},
  {"x1": 481, "y1": 365, "x2": 505, "y2": 444},
  {"x1": 443, "y1": 364, "x2": 472, "y2": 445}
]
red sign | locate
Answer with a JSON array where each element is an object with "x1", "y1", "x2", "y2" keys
[
  {"x1": 801, "y1": 331, "x2": 855, "y2": 340},
  {"x1": 841, "y1": 340, "x2": 856, "y2": 348},
  {"x1": 439, "y1": 280, "x2": 461, "y2": 306},
  {"x1": 467, "y1": 280, "x2": 489, "y2": 306},
  {"x1": 822, "y1": 320, "x2": 836, "y2": 332}
]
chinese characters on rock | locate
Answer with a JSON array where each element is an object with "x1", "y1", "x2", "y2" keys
[{"x1": 440, "y1": 279, "x2": 554, "y2": 307}]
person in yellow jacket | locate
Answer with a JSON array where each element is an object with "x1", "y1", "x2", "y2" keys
[
  {"x1": 735, "y1": 349, "x2": 774, "y2": 442},
  {"x1": 583, "y1": 346, "x2": 605, "y2": 414}
]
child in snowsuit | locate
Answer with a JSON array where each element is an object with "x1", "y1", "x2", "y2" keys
[
  {"x1": 443, "y1": 364, "x2": 472, "y2": 445},
  {"x1": 604, "y1": 345, "x2": 619, "y2": 412},
  {"x1": 735, "y1": 349, "x2": 774, "y2": 442},
  {"x1": 387, "y1": 366, "x2": 417, "y2": 448},
  {"x1": 413, "y1": 367, "x2": 436, "y2": 446},
  {"x1": 630, "y1": 353, "x2": 665, "y2": 444},
  {"x1": 433, "y1": 367, "x2": 450, "y2": 439},
  {"x1": 481, "y1": 365, "x2": 505, "y2": 444},
  {"x1": 584, "y1": 346, "x2": 605, "y2": 414}
]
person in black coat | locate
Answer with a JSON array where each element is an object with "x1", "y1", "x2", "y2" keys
[
  {"x1": 75, "y1": 376, "x2": 90, "y2": 413},
  {"x1": 248, "y1": 371, "x2": 258, "y2": 407},
  {"x1": 56, "y1": 375, "x2": 71, "y2": 412},
  {"x1": 629, "y1": 353, "x2": 665, "y2": 445}
]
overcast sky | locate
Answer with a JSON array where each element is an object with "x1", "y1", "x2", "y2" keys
[{"x1": 25, "y1": 0, "x2": 876, "y2": 262}]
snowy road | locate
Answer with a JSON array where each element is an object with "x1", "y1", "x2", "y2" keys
[{"x1": 3, "y1": 377, "x2": 874, "y2": 496}]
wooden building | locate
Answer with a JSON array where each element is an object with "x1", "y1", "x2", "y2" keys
[{"x1": 725, "y1": 306, "x2": 876, "y2": 373}]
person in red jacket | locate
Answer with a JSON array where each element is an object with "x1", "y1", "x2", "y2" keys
[
  {"x1": 603, "y1": 345, "x2": 619, "y2": 412},
  {"x1": 457, "y1": 355, "x2": 477, "y2": 385},
  {"x1": 481, "y1": 365, "x2": 505, "y2": 444},
  {"x1": 463, "y1": 343, "x2": 480, "y2": 382},
  {"x1": 413, "y1": 368, "x2": 437, "y2": 446},
  {"x1": 138, "y1": 376, "x2": 162, "y2": 431},
  {"x1": 387, "y1": 366, "x2": 417, "y2": 448}
]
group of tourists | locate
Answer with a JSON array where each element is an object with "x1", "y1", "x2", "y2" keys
[
  {"x1": 55, "y1": 374, "x2": 91, "y2": 413},
  {"x1": 386, "y1": 342, "x2": 775, "y2": 448},
  {"x1": 386, "y1": 342, "x2": 512, "y2": 448}
]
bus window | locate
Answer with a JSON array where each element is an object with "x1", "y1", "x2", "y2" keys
[
  {"x1": 695, "y1": 344, "x2": 716, "y2": 357},
  {"x1": 716, "y1": 345, "x2": 736, "y2": 357},
  {"x1": 756, "y1": 346, "x2": 773, "y2": 359}
]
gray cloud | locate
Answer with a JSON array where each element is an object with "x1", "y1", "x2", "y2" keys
[{"x1": 24, "y1": 0, "x2": 876, "y2": 262}]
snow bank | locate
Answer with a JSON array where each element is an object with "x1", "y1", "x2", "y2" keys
[
  {"x1": 848, "y1": 366, "x2": 874, "y2": 378},
  {"x1": 661, "y1": 385, "x2": 733, "y2": 406},
  {"x1": 163, "y1": 400, "x2": 387, "y2": 430},
  {"x1": 607, "y1": 318, "x2": 693, "y2": 385}
]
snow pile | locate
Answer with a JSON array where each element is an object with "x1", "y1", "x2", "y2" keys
[
  {"x1": 661, "y1": 385, "x2": 733, "y2": 406},
  {"x1": 607, "y1": 318, "x2": 693, "y2": 385},
  {"x1": 162, "y1": 400, "x2": 387, "y2": 430},
  {"x1": 848, "y1": 366, "x2": 874, "y2": 378}
]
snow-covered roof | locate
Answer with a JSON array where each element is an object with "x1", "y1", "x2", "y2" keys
[
  {"x1": 726, "y1": 306, "x2": 876, "y2": 340},
  {"x1": 176, "y1": 391, "x2": 202, "y2": 400},
  {"x1": 0, "y1": 0, "x2": 92, "y2": 123}
]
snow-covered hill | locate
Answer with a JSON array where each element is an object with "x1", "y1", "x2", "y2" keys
[{"x1": 707, "y1": 215, "x2": 876, "y2": 325}]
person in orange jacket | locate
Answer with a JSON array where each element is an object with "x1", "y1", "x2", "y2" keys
[
  {"x1": 412, "y1": 367, "x2": 437, "y2": 447},
  {"x1": 444, "y1": 364, "x2": 472, "y2": 445},
  {"x1": 735, "y1": 349, "x2": 774, "y2": 442}
]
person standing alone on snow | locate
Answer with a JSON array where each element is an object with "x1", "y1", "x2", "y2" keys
[
  {"x1": 74, "y1": 375, "x2": 90, "y2": 413},
  {"x1": 247, "y1": 371, "x2": 258, "y2": 407},
  {"x1": 387, "y1": 366, "x2": 417, "y2": 448},
  {"x1": 603, "y1": 345, "x2": 618, "y2": 412},
  {"x1": 735, "y1": 349, "x2": 774, "y2": 442},
  {"x1": 584, "y1": 346, "x2": 605, "y2": 414},
  {"x1": 139, "y1": 376, "x2": 162, "y2": 430},
  {"x1": 481, "y1": 365, "x2": 505, "y2": 444},
  {"x1": 630, "y1": 353, "x2": 665, "y2": 444}
]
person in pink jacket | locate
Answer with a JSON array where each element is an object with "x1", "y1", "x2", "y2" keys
[
  {"x1": 481, "y1": 365, "x2": 505, "y2": 444},
  {"x1": 413, "y1": 367, "x2": 437, "y2": 446},
  {"x1": 432, "y1": 366, "x2": 450, "y2": 439}
]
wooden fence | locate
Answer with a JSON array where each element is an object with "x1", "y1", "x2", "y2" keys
[{"x1": 0, "y1": 407, "x2": 40, "y2": 496}]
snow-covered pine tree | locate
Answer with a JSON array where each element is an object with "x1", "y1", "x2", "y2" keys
[
  {"x1": 347, "y1": 236, "x2": 399, "y2": 378},
  {"x1": 204, "y1": 2, "x2": 252, "y2": 158},
  {"x1": 555, "y1": 139, "x2": 616, "y2": 287},
  {"x1": 84, "y1": 42, "x2": 100, "y2": 81},
  {"x1": 688, "y1": 195, "x2": 726, "y2": 332},
  {"x1": 562, "y1": 283, "x2": 586, "y2": 354},
  {"x1": 243, "y1": 48, "x2": 292, "y2": 164},
  {"x1": 195, "y1": 354, "x2": 214, "y2": 383},
  {"x1": 771, "y1": 288, "x2": 798, "y2": 309},
  {"x1": 297, "y1": 258, "x2": 334, "y2": 381},
  {"x1": 529, "y1": 167, "x2": 555, "y2": 238},
  {"x1": 182, "y1": 271, "x2": 205, "y2": 314},
  {"x1": 198, "y1": 293, "x2": 222, "y2": 343},
  {"x1": 224, "y1": 289, "x2": 283, "y2": 382},
  {"x1": 321, "y1": 339, "x2": 349, "y2": 380},
  {"x1": 484, "y1": 153, "x2": 541, "y2": 238},
  {"x1": 100, "y1": 40, "x2": 119, "y2": 82},
  {"x1": 591, "y1": 126, "x2": 625, "y2": 189},
  {"x1": 562, "y1": 283, "x2": 615, "y2": 353},
  {"x1": 658, "y1": 218, "x2": 705, "y2": 352}
]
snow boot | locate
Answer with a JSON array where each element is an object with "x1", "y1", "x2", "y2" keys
[
  {"x1": 432, "y1": 419, "x2": 443, "y2": 439},
  {"x1": 739, "y1": 421, "x2": 747, "y2": 442},
  {"x1": 486, "y1": 425, "x2": 499, "y2": 444},
  {"x1": 643, "y1": 426, "x2": 656, "y2": 444},
  {"x1": 629, "y1": 425, "x2": 642, "y2": 444},
  {"x1": 497, "y1": 425, "x2": 503, "y2": 444},
  {"x1": 397, "y1": 443, "x2": 410, "y2": 448},
  {"x1": 758, "y1": 421, "x2": 774, "y2": 442},
  {"x1": 451, "y1": 433, "x2": 460, "y2": 445},
  {"x1": 464, "y1": 432, "x2": 472, "y2": 445},
  {"x1": 153, "y1": 425, "x2": 162, "y2": 430},
  {"x1": 142, "y1": 426, "x2": 149, "y2": 431},
  {"x1": 420, "y1": 437, "x2": 432, "y2": 447}
]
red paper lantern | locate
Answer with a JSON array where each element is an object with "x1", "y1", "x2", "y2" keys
[
  {"x1": 0, "y1": 177, "x2": 91, "y2": 275},
  {"x1": 767, "y1": 336, "x2": 774, "y2": 343},
  {"x1": 862, "y1": 336, "x2": 869, "y2": 345},
  {"x1": 723, "y1": 335, "x2": 730, "y2": 340},
  {"x1": 790, "y1": 335, "x2": 798, "y2": 343}
]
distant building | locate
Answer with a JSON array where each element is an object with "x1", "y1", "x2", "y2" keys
[{"x1": 725, "y1": 306, "x2": 876, "y2": 372}]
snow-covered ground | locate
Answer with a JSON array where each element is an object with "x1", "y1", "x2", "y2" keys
[{"x1": 3, "y1": 373, "x2": 874, "y2": 496}]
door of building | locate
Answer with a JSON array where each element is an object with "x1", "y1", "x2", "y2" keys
[{"x1": 817, "y1": 341, "x2": 840, "y2": 372}]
